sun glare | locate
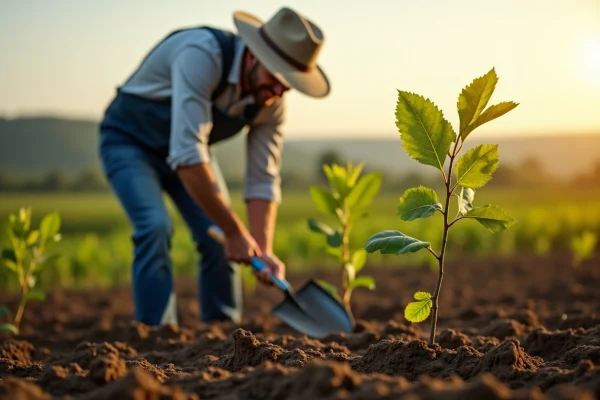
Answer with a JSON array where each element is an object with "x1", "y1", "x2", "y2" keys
[{"x1": 579, "y1": 35, "x2": 600, "y2": 84}]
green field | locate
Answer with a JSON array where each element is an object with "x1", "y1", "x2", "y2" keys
[{"x1": 1, "y1": 187, "x2": 599, "y2": 292}]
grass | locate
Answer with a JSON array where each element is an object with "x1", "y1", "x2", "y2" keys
[{"x1": 1, "y1": 187, "x2": 599, "y2": 292}]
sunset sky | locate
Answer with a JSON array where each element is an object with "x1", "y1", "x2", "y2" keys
[{"x1": 1, "y1": 0, "x2": 599, "y2": 139}]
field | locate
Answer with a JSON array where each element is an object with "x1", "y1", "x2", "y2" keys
[{"x1": 1, "y1": 188, "x2": 600, "y2": 399}]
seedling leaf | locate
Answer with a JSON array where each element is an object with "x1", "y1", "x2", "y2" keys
[
  {"x1": 396, "y1": 91, "x2": 456, "y2": 171},
  {"x1": 464, "y1": 205, "x2": 516, "y2": 232},
  {"x1": 346, "y1": 173, "x2": 382, "y2": 209},
  {"x1": 309, "y1": 186, "x2": 339, "y2": 215},
  {"x1": 307, "y1": 219, "x2": 342, "y2": 247},
  {"x1": 349, "y1": 275, "x2": 376, "y2": 290},
  {"x1": 397, "y1": 186, "x2": 442, "y2": 221},
  {"x1": 455, "y1": 144, "x2": 499, "y2": 188},
  {"x1": 352, "y1": 249, "x2": 367, "y2": 273},
  {"x1": 458, "y1": 68, "x2": 498, "y2": 135},
  {"x1": 317, "y1": 280, "x2": 340, "y2": 299},
  {"x1": 404, "y1": 291, "x2": 432, "y2": 323},
  {"x1": 0, "y1": 323, "x2": 18, "y2": 335},
  {"x1": 461, "y1": 101, "x2": 519, "y2": 140},
  {"x1": 364, "y1": 230, "x2": 430, "y2": 255},
  {"x1": 0, "y1": 305, "x2": 12, "y2": 319},
  {"x1": 40, "y1": 212, "x2": 61, "y2": 245},
  {"x1": 458, "y1": 187, "x2": 475, "y2": 216},
  {"x1": 23, "y1": 288, "x2": 46, "y2": 302}
]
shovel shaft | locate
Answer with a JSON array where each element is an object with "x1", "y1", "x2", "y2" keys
[{"x1": 207, "y1": 225, "x2": 290, "y2": 292}]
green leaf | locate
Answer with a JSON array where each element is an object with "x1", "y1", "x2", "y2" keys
[
  {"x1": 455, "y1": 144, "x2": 499, "y2": 188},
  {"x1": 352, "y1": 249, "x2": 367, "y2": 273},
  {"x1": 317, "y1": 280, "x2": 340, "y2": 299},
  {"x1": 0, "y1": 323, "x2": 18, "y2": 335},
  {"x1": 364, "y1": 230, "x2": 430, "y2": 255},
  {"x1": 570, "y1": 231, "x2": 597, "y2": 260},
  {"x1": 0, "y1": 305, "x2": 12, "y2": 319},
  {"x1": 404, "y1": 291, "x2": 432, "y2": 323},
  {"x1": 396, "y1": 90, "x2": 456, "y2": 171},
  {"x1": 1, "y1": 248, "x2": 16, "y2": 262},
  {"x1": 23, "y1": 288, "x2": 46, "y2": 302},
  {"x1": 3, "y1": 260, "x2": 19, "y2": 273},
  {"x1": 461, "y1": 101, "x2": 519, "y2": 140},
  {"x1": 396, "y1": 186, "x2": 442, "y2": 221},
  {"x1": 40, "y1": 212, "x2": 61, "y2": 245},
  {"x1": 307, "y1": 219, "x2": 342, "y2": 248},
  {"x1": 327, "y1": 164, "x2": 352, "y2": 199},
  {"x1": 347, "y1": 162, "x2": 365, "y2": 187},
  {"x1": 348, "y1": 275, "x2": 376, "y2": 291},
  {"x1": 458, "y1": 187, "x2": 475, "y2": 216},
  {"x1": 458, "y1": 68, "x2": 498, "y2": 135},
  {"x1": 349, "y1": 210, "x2": 369, "y2": 224},
  {"x1": 26, "y1": 230, "x2": 40, "y2": 247},
  {"x1": 464, "y1": 205, "x2": 516, "y2": 232},
  {"x1": 345, "y1": 262, "x2": 355, "y2": 282},
  {"x1": 309, "y1": 186, "x2": 339, "y2": 215},
  {"x1": 346, "y1": 173, "x2": 381, "y2": 209},
  {"x1": 325, "y1": 246, "x2": 342, "y2": 260}
]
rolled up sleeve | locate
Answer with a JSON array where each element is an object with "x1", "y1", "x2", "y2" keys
[
  {"x1": 166, "y1": 45, "x2": 220, "y2": 170},
  {"x1": 245, "y1": 100, "x2": 286, "y2": 203}
]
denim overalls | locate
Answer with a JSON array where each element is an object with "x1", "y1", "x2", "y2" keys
[{"x1": 98, "y1": 27, "x2": 260, "y2": 326}]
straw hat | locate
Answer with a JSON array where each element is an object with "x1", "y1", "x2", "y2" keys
[{"x1": 233, "y1": 7, "x2": 330, "y2": 98}]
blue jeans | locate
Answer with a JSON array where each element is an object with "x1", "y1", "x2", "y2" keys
[{"x1": 99, "y1": 129, "x2": 242, "y2": 325}]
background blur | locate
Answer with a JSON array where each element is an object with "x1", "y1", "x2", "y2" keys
[{"x1": 1, "y1": 0, "x2": 599, "y2": 292}]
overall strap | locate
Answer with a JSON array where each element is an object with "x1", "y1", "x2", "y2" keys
[
  {"x1": 201, "y1": 26, "x2": 237, "y2": 101},
  {"x1": 121, "y1": 26, "x2": 237, "y2": 101}
]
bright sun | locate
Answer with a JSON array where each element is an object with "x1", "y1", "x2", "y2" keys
[{"x1": 579, "y1": 35, "x2": 600, "y2": 84}]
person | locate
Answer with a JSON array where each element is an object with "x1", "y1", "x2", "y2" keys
[{"x1": 97, "y1": 7, "x2": 330, "y2": 326}]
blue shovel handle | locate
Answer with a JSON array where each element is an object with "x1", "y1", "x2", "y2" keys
[
  {"x1": 208, "y1": 225, "x2": 290, "y2": 292},
  {"x1": 248, "y1": 256, "x2": 290, "y2": 292}
]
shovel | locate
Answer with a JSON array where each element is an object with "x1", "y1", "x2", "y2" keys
[{"x1": 207, "y1": 225, "x2": 355, "y2": 339}]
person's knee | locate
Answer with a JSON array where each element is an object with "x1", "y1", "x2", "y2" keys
[{"x1": 133, "y1": 211, "x2": 173, "y2": 244}]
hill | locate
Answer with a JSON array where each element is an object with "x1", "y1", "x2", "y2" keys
[{"x1": 1, "y1": 116, "x2": 599, "y2": 183}]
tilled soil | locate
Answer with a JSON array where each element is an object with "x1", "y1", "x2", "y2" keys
[{"x1": 1, "y1": 251, "x2": 599, "y2": 399}]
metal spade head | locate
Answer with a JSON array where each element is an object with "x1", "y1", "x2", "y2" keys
[{"x1": 272, "y1": 279, "x2": 355, "y2": 339}]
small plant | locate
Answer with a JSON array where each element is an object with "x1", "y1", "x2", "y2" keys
[
  {"x1": 307, "y1": 162, "x2": 382, "y2": 311},
  {"x1": 1, "y1": 208, "x2": 62, "y2": 335},
  {"x1": 569, "y1": 230, "x2": 597, "y2": 267},
  {"x1": 363, "y1": 68, "x2": 518, "y2": 345}
]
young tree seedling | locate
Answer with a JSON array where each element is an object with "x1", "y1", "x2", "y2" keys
[
  {"x1": 569, "y1": 230, "x2": 597, "y2": 268},
  {"x1": 363, "y1": 68, "x2": 518, "y2": 345},
  {"x1": 1, "y1": 208, "x2": 62, "y2": 335},
  {"x1": 307, "y1": 162, "x2": 381, "y2": 312}
]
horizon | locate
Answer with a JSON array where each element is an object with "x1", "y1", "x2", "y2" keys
[{"x1": 1, "y1": 0, "x2": 599, "y2": 140}]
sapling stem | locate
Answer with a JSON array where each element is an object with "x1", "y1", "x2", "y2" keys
[{"x1": 428, "y1": 139, "x2": 461, "y2": 345}]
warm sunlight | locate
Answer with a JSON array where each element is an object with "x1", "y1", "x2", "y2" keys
[{"x1": 579, "y1": 34, "x2": 600, "y2": 85}]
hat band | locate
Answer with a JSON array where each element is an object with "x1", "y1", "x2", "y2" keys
[{"x1": 258, "y1": 26, "x2": 312, "y2": 72}]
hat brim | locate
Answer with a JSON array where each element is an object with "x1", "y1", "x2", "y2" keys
[{"x1": 233, "y1": 11, "x2": 330, "y2": 98}]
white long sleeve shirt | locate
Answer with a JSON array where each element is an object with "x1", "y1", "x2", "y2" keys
[{"x1": 119, "y1": 27, "x2": 286, "y2": 203}]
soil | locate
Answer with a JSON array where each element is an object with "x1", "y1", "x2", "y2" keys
[{"x1": 1, "y1": 251, "x2": 599, "y2": 399}]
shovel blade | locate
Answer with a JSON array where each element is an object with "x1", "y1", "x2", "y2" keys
[{"x1": 272, "y1": 280, "x2": 355, "y2": 339}]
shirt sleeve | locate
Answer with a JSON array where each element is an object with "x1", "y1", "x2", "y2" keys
[
  {"x1": 166, "y1": 44, "x2": 220, "y2": 170},
  {"x1": 244, "y1": 99, "x2": 286, "y2": 203}
]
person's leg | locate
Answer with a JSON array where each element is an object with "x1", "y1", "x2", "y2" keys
[
  {"x1": 99, "y1": 132, "x2": 177, "y2": 325},
  {"x1": 162, "y1": 153, "x2": 243, "y2": 323}
]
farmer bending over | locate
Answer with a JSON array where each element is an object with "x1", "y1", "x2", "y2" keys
[{"x1": 98, "y1": 7, "x2": 330, "y2": 325}]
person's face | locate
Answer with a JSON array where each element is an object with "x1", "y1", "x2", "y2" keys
[{"x1": 244, "y1": 51, "x2": 290, "y2": 107}]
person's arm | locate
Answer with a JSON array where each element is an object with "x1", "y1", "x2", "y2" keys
[
  {"x1": 247, "y1": 198, "x2": 278, "y2": 253},
  {"x1": 166, "y1": 43, "x2": 258, "y2": 260},
  {"x1": 245, "y1": 99, "x2": 286, "y2": 254}
]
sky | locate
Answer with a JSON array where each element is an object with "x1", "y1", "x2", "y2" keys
[{"x1": 1, "y1": 0, "x2": 599, "y2": 140}]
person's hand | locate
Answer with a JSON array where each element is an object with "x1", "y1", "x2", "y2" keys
[
  {"x1": 255, "y1": 252, "x2": 286, "y2": 286},
  {"x1": 223, "y1": 228, "x2": 262, "y2": 265}
]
